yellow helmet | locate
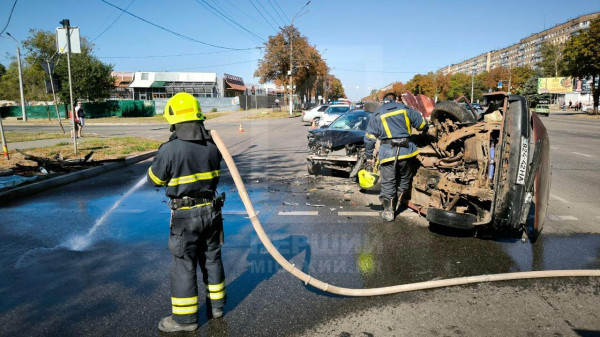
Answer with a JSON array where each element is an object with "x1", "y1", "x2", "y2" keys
[
  {"x1": 163, "y1": 92, "x2": 204, "y2": 125},
  {"x1": 358, "y1": 169, "x2": 380, "y2": 190}
]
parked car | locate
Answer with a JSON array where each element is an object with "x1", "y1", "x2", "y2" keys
[
  {"x1": 534, "y1": 103, "x2": 550, "y2": 116},
  {"x1": 318, "y1": 105, "x2": 351, "y2": 127},
  {"x1": 343, "y1": 93, "x2": 550, "y2": 241},
  {"x1": 581, "y1": 104, "x2": 594, "y2": 113},
  {"x1": 306, "y1": 110, "x2": 371, "y2": 176},
  {"x1": 301, "y1": 105, "x2": 329, "y2": 123}
]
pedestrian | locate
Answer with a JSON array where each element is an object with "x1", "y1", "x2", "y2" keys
[
  {"x1": 574, "y1": 101, "x2": 579, "y2": 111},
  {"x1": 569, "y1": 100, "x2": 572, "y2": 109},
  {"x1": 363, "y1": 93, "x2": 428, "y2": 221},
  {"x1": 75, "y1": 101, "x2": 85, "y2": 138},
  {"x1": 578, "y1": 101, "x2": 582, "y2": 111},
  {"x1": 148, "y1": 92, "x2": 227, "y2": 332},
  {"x1": 68, "y1": 107, "x2": 80, "y2": 139}
]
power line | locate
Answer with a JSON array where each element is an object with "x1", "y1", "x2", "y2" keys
[
  {"x1": 197, "y1": 0, "x2": 263, "y2": 45},
  {"x1": 209, "y1": 0, "x2": 272, "y2": 39},
  {"x1": 98, "y1": 49, "x2": 251, "y2": 59},
  {"x1": 100, "y1": 0, "x2": 257, "y2": 50},
  {"x1": 0, "y1": 0, "x2": 18, "y2": 36},
  {"x1": 167, "y1": 59, "x2": 257, "y2": 71},
  {"x1": 248, "y1": 0, "x2": 278, "y2": 32},
  {"x1": 195, "y1": 0, "x2": 266, "y2": 42},
  {"x1": 272, "y1": 0, "x2": 289, "y2": 23},
  {"x1": 92, "y1": 0, "x2": 136, "y2": 42},
  {"x1": 266, "y1": 0, "x2": 286, "y2": 26},
  {"x1": 334, "y1": 68, "x2": 443, "y2": 74},
  {"x1": 255, "y1": 0, "x2": 281, "y2": 30}
]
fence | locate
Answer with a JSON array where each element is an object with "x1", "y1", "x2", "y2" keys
[
  {"x1": 154, "y1": 97, "x2": 240, "y2": 114},
  {"x1": 0, "y1": 100, "x2": 156, "y2": 119},
  {"x1": 239, "y1": 95, "x2": 282, "y2": 110}
]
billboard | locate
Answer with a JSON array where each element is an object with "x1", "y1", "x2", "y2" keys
[{"x1": 537, "y1": 77, "x2": 573, "y2": 94}]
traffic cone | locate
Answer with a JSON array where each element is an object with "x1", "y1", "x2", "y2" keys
[
  {"x1": 238, "y1": 123, "x2": 244, "y2": 133},
  {"x1": 311, "y1": 119, "x2": 317, "y2": 129}
]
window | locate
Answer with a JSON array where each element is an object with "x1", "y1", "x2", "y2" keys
[{"x1": 141, "y1": 73, "x2": 149, "y2": 80}]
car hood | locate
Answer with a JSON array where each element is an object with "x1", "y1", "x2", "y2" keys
[{"x1": 308, "y1": 129, "x2": 365, "y2": 150}]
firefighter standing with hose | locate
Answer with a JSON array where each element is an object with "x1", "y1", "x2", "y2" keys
[
  {"x1": 147, "y1": 92, "x2": 226, "y2": 332},
  {"x1": 362, "y1": 94, "x2": 428, "y2": 221}
]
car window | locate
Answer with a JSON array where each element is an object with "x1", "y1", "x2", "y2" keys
[
  {"x1": 318, "y1": 105, "x2": 329, "y2": 112},
  {"x1": 329, "y1": 113, "x2": 370, "y2": 130},
  {"x1": 326, "y1": 106, "x2": 350, "y2": 114}
]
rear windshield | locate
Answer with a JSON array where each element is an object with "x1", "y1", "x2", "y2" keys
[{"x1": 326, "y1": 106, "x2": 350, "y2": 114}]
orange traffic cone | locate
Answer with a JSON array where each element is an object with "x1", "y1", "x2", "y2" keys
[
  {"x1": 238, "y1": 123, "x2": 244, "y2": 133},
  {"x1": 311, "y1": 119, "x2": 317, "y2": 129}
]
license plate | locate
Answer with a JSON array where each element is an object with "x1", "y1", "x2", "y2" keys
[{"x1": 516, "y1": 136, "x2": 528, "y2": 185}]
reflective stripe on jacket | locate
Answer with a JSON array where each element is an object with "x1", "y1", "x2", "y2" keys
[
  {"x1": 364, "y1": 102, "x2": 428, "y2": 164},
  {"x1": 148, "y1": 137, "x2": 222, "y2": 198}
]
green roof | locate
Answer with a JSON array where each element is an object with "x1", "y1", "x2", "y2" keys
[{"x1": 150, "y1": 81, "x2": 166, "y2": 88}]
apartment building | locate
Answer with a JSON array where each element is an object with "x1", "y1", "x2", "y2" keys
[{"x1": 440, "y1": 11, "x2": 599, "y2": 75}]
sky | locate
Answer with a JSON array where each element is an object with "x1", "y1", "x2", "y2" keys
[{"x1": 0, "y1": 0, "x2": 598, "y2": 100}]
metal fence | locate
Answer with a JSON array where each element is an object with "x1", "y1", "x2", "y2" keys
[
  {"x1": 0, "y1": 100, "x2": 156, "y2": 119},
  {"x1": 154, "y1": 97, "x2": 240, "y2": 114}
]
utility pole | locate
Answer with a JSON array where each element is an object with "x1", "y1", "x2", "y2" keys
[
  {"x1": 288, "y1": 1, "x2": 311, "y2": 116},
  {"x1": 5, "y1": 33, "x2": 26, "y2": 122},
  {"x1": 60, "y1": 19, "x2": 78, "y2": 154},
  {"x1": 471, "y1": 70, "x2": 475, "y2": 103},
  {"x1": 0, "y1": 115, "x2": 8, "y2": 159}
]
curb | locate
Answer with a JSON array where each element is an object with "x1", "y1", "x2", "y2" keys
[{"x1": 0, "y1": 150, "x2": 157, "y2": 204}]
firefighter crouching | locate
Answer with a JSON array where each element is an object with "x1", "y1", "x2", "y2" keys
[
  {"x1": 363, "y1": 94, "x2": 428, "y2": 222},
  {"x1": 148, "y1": 92, "x2": 226, "y2": 332}
]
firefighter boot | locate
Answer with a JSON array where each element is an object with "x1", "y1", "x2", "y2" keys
[
  {"x1": 158, "y1": 316, "x2": 198, "y2": 332},
  {"x1": 380, "y1": 197, "x2": 396, "y2": 222}
]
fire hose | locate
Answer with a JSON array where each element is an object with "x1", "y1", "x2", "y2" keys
[{"x1": 210, "y1": 130, "x2": 600, "y2": 296}]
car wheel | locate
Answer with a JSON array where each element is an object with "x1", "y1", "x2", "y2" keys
[
  {"x1": 307, "y1": 161, "x2": 322, "y2": 175},
  {"x1": 426, "y1": 207, "x2": 476, "y2": 230},
  {"x1": 431, "y1": 100, "x2": 477, "y2": 125}
]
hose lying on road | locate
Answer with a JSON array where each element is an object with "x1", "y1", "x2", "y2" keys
[{"x1": 210, "y1": 130, "x2": 600, "y2": 296}]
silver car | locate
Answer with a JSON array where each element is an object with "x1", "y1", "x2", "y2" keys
[{"x1": 301, "y1": 105, "x2": 329, "y2": 123}]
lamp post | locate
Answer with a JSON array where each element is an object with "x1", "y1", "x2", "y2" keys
[
  {"x1": 470, "y1": 70, "x2": 476, "y2": 103},
  {"x1": 4, "y1": 33, "x2": 26, "y2": 122},
  {"x1": 287, "y1": 1, "x2": 311, "y2": 116},
  {"x1": 60, "y1": 19, "x2": 78, "y2": 154}
]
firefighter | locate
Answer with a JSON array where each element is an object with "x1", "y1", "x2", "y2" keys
[
  {"x1": 364, "y1": 94, "x2": 428, "y2": 221},
  {"x1": 148, "y1": 92, "x2": 226, "y2": 332}
]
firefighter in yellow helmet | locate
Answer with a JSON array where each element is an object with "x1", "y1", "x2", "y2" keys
[{"x1": 147, "y1": 92, "x2": 226, "y2": 332}]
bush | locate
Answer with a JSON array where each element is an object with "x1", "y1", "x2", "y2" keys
[{"x1": 211, "y1": 108, "x2": 218, "y2": 112}]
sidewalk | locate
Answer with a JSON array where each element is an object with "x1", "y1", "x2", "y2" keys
[{"x1": 8, "y1": 137, "x2": 89, "y2": 151}]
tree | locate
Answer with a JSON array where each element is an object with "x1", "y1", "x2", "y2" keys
[
  {"x1": 510, "y1": 66, "x2": 535, "y2": 94},
  {"x1": 563, "y1": 17, "x2": 600, "y2": 114},
  {"x1": 0, "y1": 63, "x2": 6, "y2": 78},
  {"x1": 483, "y1": 66, "x2": 510, "y2": 91},
  {"x1": 326, "y1": 74, "x2": 345, "y2": 100},
  {"x1": 21, "y1": 29, "x2": 115, "y2": 103},
  {"x1": 406, "y1": 73, "x2": 435, "y2": 97},
  {"x1": 254, "y1": 26, "x2": 329, "y2": 106},
  {"x1": 538, "y1": 42, "x2": 566, "y2": 77},
  {"x1": 521, "y1": 69, "x2": 551, "y2": 107},
  {"x1": 446, "y1": 73, "x2": 471, "y2": 99}
]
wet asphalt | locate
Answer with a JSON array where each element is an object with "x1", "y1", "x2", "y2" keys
[{"x1": 0, "y1": 115, "x2": 599, "y2": 336}]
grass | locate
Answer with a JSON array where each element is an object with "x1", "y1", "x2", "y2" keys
[
  {"x1": 0, "y1": 136, "x2": 162, "y2": 172},
  {"x1": 4, "y1": 131, "x2": 70, "y2": 142},
  {"x1": 1, "y1": 111, "x2": 231, "y2": 125}
]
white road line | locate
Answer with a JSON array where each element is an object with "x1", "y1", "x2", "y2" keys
[
  {"x1": 550, "y1": 194, "x2": 570, "y2": 203},
  {"x1": 223, "y1": 210, "x2": 260, "y2": 215},
  {"x1": 278, "y1": 211, "x2": 319, "y2": 216},
  {"x1": 550, "y1": 146, "x2": 559, "y2": 150},
  {"x1": 338, "y1": 211, "x2": 379, "y2": 217},
  {"x1": 547, "y1": 215, "x2": 579, "y2": 221},
  {"x1": 572, "y1": 152, "x2": 593, "y2": 158}
]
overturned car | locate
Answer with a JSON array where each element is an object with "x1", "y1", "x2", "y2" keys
[{"x1": 308, "y1": 92, "x2": 551, "y2": 240}]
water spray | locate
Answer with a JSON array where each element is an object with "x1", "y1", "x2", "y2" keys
[{"x1": 210, "y1": 130, "x2": 600, "y2": 296}]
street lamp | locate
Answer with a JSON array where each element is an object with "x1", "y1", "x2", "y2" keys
[
  {"x1": 3, "y1": 32, "x2": 27, "y2": 122},
  {"x1": 287, "y1": 1, "x2": 311, "y2": 115}
]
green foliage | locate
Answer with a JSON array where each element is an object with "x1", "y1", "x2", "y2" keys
[
  {"x1": 563, "y1": 16, "x2": 600, "y2": 113},
  {"x1": 406, "y1": 73, "x2": 436, "y2": 97},
  {"x1": 211, "y1": 108, "x2": 218, "y2": 112},
  {"x1": 539, "y1": 42, "x2": 566, "y2": 77},
  {"x1": 0, "y1": 29, "x2": 115, "y2": 103},
  {"x1": 327, "y1": 75, "x2": 345, "y2": 99},
  {"x1": 521, "y1": 70, "x2": 551, "y2": 107}
]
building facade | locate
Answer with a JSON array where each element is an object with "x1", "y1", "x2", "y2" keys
[
  {"x1": 128, "y1": 71, "x2": 219, "y2": 100},
  {"x1": 440, "y1": 12, "x2": 599, "y2": 76}
]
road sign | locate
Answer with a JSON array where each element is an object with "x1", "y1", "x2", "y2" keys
[
  {"x1": 498, "y1": 81, "x2": 502, "y2": 89},
  {"x1": 56, "y1": 27, "x2": 81, "y2": 54}
]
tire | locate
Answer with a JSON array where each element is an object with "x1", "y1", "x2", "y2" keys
[
  {"x1": 307, "y1": 161, "x2": 321, "y2": 175},
  {"x1": 426, "y1": 207, "x2": 476, "y2": 229},
  {"x1": 431, "y1": 100, "x2": 477, "y2": 125}
]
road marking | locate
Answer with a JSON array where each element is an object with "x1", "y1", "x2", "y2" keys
[
  {"x1": 550, "y1": 146, "x2": 559, "y2": 150},
  {"x1": 572, "y1": 152, "x2": 593, "y2": 158},
  {"x1": 550, "y1": 194, "x2": 570, "y2": 203},
  {"x1": 547, "y1": 215, "x2": 579, "y2": 221},
  {"x1": 338, "y1": 211, "x2": 379, "y2": 217},
  {"x1": 113, "y1": 209, "x2": 145, "y2": 214},
  {"x1": 278, "y1": 211, "x2": 318, "y2": 216}
]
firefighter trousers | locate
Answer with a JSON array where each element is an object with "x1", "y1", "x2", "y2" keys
[
  {"x1": 380, "y1": 158, "x2": 414, "y2": 199},
  {"x1": 168, "y1": 204, "x2": 225, "y2": 324}
]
